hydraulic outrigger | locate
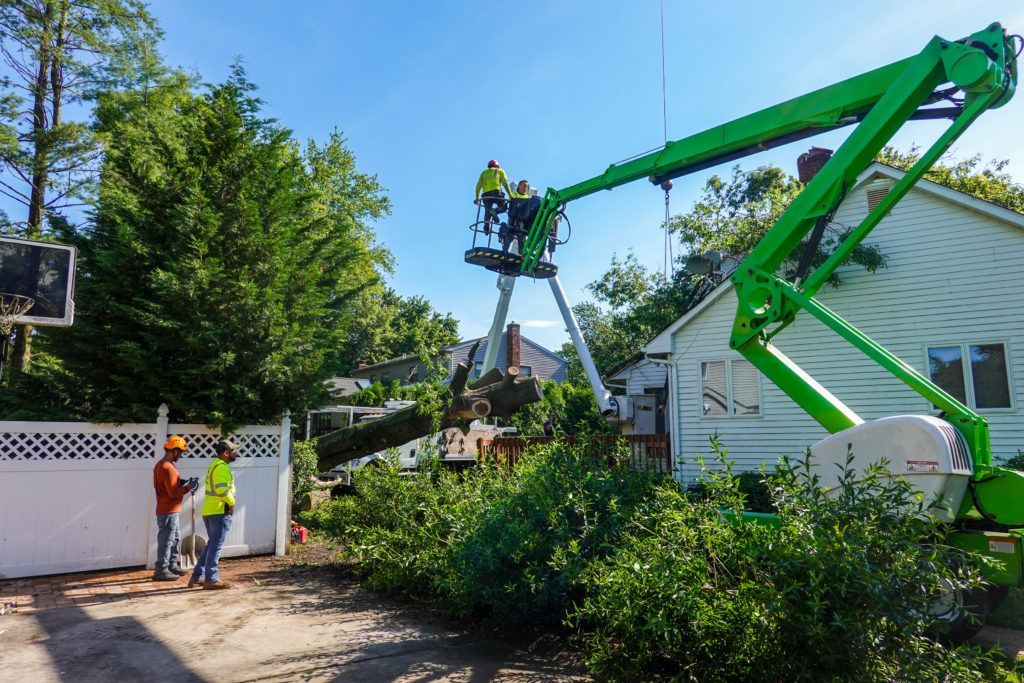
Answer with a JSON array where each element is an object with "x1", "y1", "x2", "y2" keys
[{"x1": 470, "y1": 22, "x2": 1023, "y2": 622}]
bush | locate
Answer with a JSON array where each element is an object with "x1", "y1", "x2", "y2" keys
[
  {"x1": 1002, "y1": 450, "x2": 1024, "y2": 471},
  {"x1": 301, "y1": 435, "x2": 1012, "y2": 681},
  {"x1": 306, "y1": 439, "x2": 662, "y2": 624},
  {"x1": 291, "y1": 438, "x2": 320, "y2": 512},
  {"x1": 572, "y1": 442, "x2": 1004, "y2": 682}
]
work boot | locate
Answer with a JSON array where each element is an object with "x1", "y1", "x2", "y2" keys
[
  {"x1": 152, "y1": 570, "x2": 179, "y2": 582},
  {"x1": 187, "y1": 576, "x2": 204, "y2": 588},
  {"x1": 169, "y1": 566, "x2": 189, "y2": 576},
  {"x1": 203, "y1": 580, "x2": 232, "y2": 590}
]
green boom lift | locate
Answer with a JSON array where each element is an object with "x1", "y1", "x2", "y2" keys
[{"x1": 517, "y1": 23, "x2": 1021, "y2": 634}]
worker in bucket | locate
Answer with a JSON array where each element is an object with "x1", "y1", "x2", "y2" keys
[
  {"x1": 152, "y1": 436, "x2": 199, "y2": 581},
  {"x1": 475, "y1": 159, "x2": 513, "y2": 234},
  {"x1": 188, "y1": 440, "x2": 239, "y2": 590}
]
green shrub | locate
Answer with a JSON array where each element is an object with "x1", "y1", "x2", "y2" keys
[
  {"x1": 572, "y1": 442, "x2": 1005, "y2": 682},
  {"x1": 291, "y1": 438, "x2": 320, "y2": 512},
  {"x1": 307, "y1": 439, "x2": 662, "y2": 624},
  {"x1": 1002, "y1": 450, "x2": 1024, "y2": 471}
]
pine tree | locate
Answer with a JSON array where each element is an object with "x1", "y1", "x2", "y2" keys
[{"x1": 53, "y1": 67, "x2": 390, "y2": 426}]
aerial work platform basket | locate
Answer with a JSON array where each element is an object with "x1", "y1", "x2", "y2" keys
[{"x1": 464, "y1": 198, "x2": 558, "y2": 278}]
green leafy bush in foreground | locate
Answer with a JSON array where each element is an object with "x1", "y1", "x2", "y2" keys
[
  {"x1": 302, "y1": 439, "x2": 1014, "y2": 682},
  {"x1": 304, "y1": 439, "x2": 661, "y2": 624},
  {"x1": 574, "y1": 446, "x2": 1005, "y2": 682}
]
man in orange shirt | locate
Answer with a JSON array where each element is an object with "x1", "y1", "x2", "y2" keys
[{"x1": 153, "y1": 435, "x2": 198, "y2": 581}]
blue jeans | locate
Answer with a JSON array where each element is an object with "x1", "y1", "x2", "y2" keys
[
  {"x1": 191, "y1": 513, "x2": 232, "y2": 583},
  {"x1": 155, "y1": 513, "x2": 181, "y2": 571}
]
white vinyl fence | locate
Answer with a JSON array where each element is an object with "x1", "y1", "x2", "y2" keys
[{"x1": 0, "y1": 404, "x2": 291, "y2": 579}]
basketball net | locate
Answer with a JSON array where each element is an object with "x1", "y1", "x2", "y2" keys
[{"x1": 0, "y1": 293, "x2": 34, "y2": 337}]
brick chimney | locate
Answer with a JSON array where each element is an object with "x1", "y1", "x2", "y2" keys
[
  {"x1": 356, "y1": 362, "x2": 368, "y2": 369},
  {"x1": 506, "y1": 321, "x2": 521, "y2": 369},
  {"x1": 797, "y1": 147, "x2": 833, "y2": 183}
]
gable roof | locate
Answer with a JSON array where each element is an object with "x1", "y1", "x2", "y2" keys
[{"x1": 644, "y1": 162, "x2": 1024, "y2": 355}]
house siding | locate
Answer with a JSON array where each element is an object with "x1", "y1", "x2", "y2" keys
[
  {"x1": 625, "y1": 361, "x2": 667, "y2": 396},
  {"x1": 668, "y1": 181, "x2": 1024, "y2": 481}
]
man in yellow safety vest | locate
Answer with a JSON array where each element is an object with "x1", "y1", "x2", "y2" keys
[
  {"x1": 475, "y1": 159, "x2": 513, "y2": 234},
  {"x1": 188, "y1": 439, "x2": 239, "y2": 590}
]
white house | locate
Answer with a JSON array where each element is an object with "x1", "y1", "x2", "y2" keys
[{"x1": 645, "y1": 162, "x2": 1024, "y2": 481}]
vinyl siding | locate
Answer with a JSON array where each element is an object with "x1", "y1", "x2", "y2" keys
[
  {"x1": 668, "y1": 182, "x2": 1024, "y2": 481},
  {"x1": 625, "y1": 360, "x2": 667, "y2": 395}
]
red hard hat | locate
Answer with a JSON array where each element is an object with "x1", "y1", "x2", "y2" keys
[{"x1": 488, "y1": 159, "x2": 499, "y2": 168}]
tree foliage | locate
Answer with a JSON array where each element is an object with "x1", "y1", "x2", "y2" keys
[
  {"x1": 668, "y1": 164, "x2": 887, "y2": 286},
  {"x1": 39, "y1": 67, "x2": 390, "y2": 426},
  {"x1": 560, "y1": 253, "x2": 708, "y2": 379},
  {"x1": 506, "y1": 379, "x2": 613, "y2": 436},
  {"x1": 333, "y1": 286, "x2": 459, "y2": 376},
  {"x1": 877, "y1": 145, "x2": 1024, "y2": 213}
]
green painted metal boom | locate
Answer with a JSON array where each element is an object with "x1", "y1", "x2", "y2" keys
[{"x1": 521, "y1": 23, "x2": 1017, "y2": 476}]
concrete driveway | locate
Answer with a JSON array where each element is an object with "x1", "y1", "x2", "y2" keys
[{"x1": 0, "y1": 555, "x2": 587, "y2": 682}]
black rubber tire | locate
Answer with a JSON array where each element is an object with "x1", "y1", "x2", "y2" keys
[
  {"x1": 988, "y1": 584, "x2": 1011, "y2": 612},
  {"x1": 940, "y1": 586, "x2": 992, "y2": 644}
]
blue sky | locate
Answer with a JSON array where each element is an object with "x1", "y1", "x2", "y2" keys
[{"x1": 80, "y1": 2, "x2": 1024, "y2": 350}]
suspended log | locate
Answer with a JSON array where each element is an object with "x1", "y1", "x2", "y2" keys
[{"x1": 316, "y1": 340, "x2": 543, "y2": 472}]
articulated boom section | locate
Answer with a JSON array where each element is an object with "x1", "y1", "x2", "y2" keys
[
  {"x1": 728, "y1": 25, "x2": 1016, "y2": 475},
  {"x1": 520, "y1": 24, "x2": 1023, "y2": 528}
]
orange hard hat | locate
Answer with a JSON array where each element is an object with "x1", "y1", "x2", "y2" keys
[{"x1": 164, "y1": 435, "x2": 188, "y2": 451}]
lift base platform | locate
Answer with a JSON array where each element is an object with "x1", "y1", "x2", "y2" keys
[{"x1": 464, "y1": 247, "x2": 558, "y2": 278}]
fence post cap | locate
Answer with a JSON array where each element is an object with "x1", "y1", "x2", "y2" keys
[{"x1": 157, "y1": 404, "x2": 169, "y2": 418}]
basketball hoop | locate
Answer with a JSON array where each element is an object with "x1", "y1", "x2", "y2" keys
[{"x1": 0, "y1": 293, "x2": 34, "y2": 336}]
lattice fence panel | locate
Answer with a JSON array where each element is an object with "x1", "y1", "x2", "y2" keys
[
  {"x1": 0, "y1": 431, "x2": 157, "y2": 461},
  {"x1": 173, "y1": 431, "x2": 280, "y2": 459}
]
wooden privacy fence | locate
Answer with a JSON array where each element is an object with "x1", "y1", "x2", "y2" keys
[{"x1": 476, "y1": 433, "x2": 671, "y2": 474}]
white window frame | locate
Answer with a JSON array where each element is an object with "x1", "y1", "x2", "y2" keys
[
  {"x1": 924, "y1": 340, "x2": 1015, "y2": 413},
  {"x1": 698, "y1": 358, "x2": 762, "y2": 418}
]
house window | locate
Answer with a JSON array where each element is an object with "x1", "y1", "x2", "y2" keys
[
  {"x1": 927, "y1": 342, "x2": 1012, "y2": 410},
  {"x1": 381, "y1": 371, "x2": 390, "y2": 383},
  {"x1": 700, "y1": 359, "x2": 760, "y2": 417},
  {"x1": 472, "y1": 367, "x2": 482, "y2": 378},
  {"x1": 520, "y1": 366, "x2": 532, "y2": 377}
]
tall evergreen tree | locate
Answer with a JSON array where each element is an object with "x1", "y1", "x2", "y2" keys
[{"x1": 53, "y1": 68, "x2": 389, "y2": 426}]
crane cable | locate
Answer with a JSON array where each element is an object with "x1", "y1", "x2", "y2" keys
[{"x1": 659, "y1": 0, "x2": 674, "y2": 279}]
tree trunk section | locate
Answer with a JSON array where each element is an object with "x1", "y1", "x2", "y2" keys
[{"x1": 316, "y1": 342, "x2": 543, "y2": 471}]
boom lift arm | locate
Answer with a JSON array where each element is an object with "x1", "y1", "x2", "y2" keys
[{"x1": 520, "y1": 25, "x2": 1018, "y2": 512}]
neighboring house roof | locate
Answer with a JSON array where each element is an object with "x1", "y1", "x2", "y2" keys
[
  {"x1": 645, "y1": 162, "x2": 1024, "y2": 354},
  {"x1": 323, "y1": 377, "x2": 369, "y2": 397},
  {"x1": 352, "y1": 353, "x2": 423, "y2": 374}
]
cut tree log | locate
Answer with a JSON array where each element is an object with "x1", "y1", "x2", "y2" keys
[{"x1": 316, "y1": 340, "x2": 543, "y2": 472}]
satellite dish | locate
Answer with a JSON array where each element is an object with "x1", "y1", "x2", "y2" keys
[
  {"x1": 703, "y1": 250, "x2": 723, "y2": 267},
  {"x1": 684, "y1": 254, "x2": 711, "y2": 275}
]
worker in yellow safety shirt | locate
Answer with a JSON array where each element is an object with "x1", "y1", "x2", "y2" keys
[
  {"x1": 188, "y1": 440, "x2": 239, "y2": 590},
  {"x1": 475, "y1": 159, "x2": 514, "y2": 234}
]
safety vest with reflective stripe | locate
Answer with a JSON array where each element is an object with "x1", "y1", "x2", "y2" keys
[
  {"x1": 201, "y1": 459, "x2": 236, "y2": 515},
  {"x1": 475, "y1": 167, "x2": 512, "y2": 198}
]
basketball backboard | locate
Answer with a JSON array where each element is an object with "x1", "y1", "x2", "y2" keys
[{"x1": 0, "y1": 235, "x2": 76, "y2": 327}]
